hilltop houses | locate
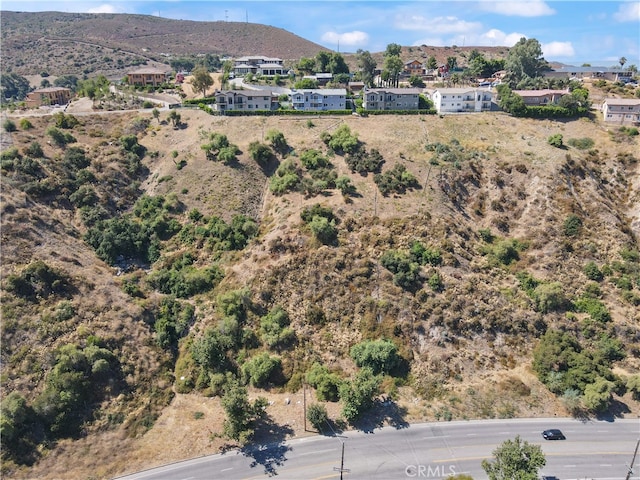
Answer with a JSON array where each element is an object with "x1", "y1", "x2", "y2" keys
[
  {"x1": 212, "y1": 90, "x2": 279, "y2": 113},
  {"x1": 511, "y1": 89, "x2": 568, "y2": 106},
  {"x1": 290, "y1": 89, "x2": 347, "y2": 111},
  {"x1": 126, "y1": 67, "x2": 171, "y2": 87},
  {"x1": 430, "y1": 88, "x2": 494, "y2": 113},
  {"x1": 25, "y1": 87, "x2": 71, "y2": 108},
  {"x1": 232, "y1": 56, "x2": 288, "y2": 78},
  {"x1": 601, "y1": 98, "x2": 640, "y2": 125},
  {"x1": 363, "y1": 88, "x2": 422, "y2": 111}
]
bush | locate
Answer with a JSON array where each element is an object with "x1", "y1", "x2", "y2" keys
[
  {"x1": 563, "y1": 214, "x2": 583, "y2": 236},
  {"x1": 374, "y1": 164, "x2": 418, "y2": 195},
  {"x1": 567, "y1": 137, "x2": 595, "y2": 150},
  {"x1": 260, "y1": 306, "x2": 295, "y2": 350},
  {"x1": 19, "y1": 118, "x2": 33, "y2": 130},
  {"x1": 23, "y1": 141, "x2": 43, "y2": 158},
  {"x1": 248, "y1": 141, "x2": 274, "y2": 167},
  {"x1": 306, "y1": 363, "x2": 342, "y2": 402},
  {"x1": 583, "y1": 261, "x2": 603, "y2": 281},
  {"x1": 345, "y1": 148, "x2": 385, "y2": 174},
  {"x1": 547, "y1": 133, "x2": 564, "y2": 148},
  {"x1": 242, "y1": 353, "x2": 282, "y2": 388},
  {"x1": 307, "y1": 403, "x2": 329, "y2": 431},
  {"x1": 308, "y1": 215, "x2": 338, "y2": 245},
  {"x1": 323, "y1": 124, "x2": 359, "y2": 154},
  {"x1": 350, "y1": 339, "x2": 402, "y2": 375},
  {"x1": 3, "y1": 118, "x2": 17, "y2": 132}
]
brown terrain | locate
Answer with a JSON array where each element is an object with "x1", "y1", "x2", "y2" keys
[{"x1": 1, "y1": 10, "x2": 640, "y2": 480}]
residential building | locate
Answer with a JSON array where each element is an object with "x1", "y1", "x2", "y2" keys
[
  {"x1": 232, "y1": 55, "x2": 287, "y2": 77},
  {"x1": 512, "y1": 89, "x2": 568, "y2": 106},
  {"x1": 601, "y1": 98, "x2": 640, "y2": 125},
  {"x1": 126, "y1": 67, "x2": 171, "y2": 87},
  {"x1": 25, "y1": 87, "x2": 71, "y2": 108},
  {"x1": 362, "y1": 88, "x2": 422, "y2": 111},
  {"x1": 404, "y1": 60, "x2": 424, "y2": 76},
  {"x1": 543, "y1": 66, "x2": 633, "y2": 83},
  {"x1": 290, "y1": 88, "x2": 347, "y2": 111},
  {"x1": 212, "y1": 90, "x2": 279, "y2": 113},
  {"x1": 430, "y1": 88, "x2": 494, "y2": 113}
]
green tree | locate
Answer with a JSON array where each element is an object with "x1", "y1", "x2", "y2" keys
[
  {"x1": 190, "y1": 66, "x2": 214, "y2": 97},
  {"x1": 481, "y1": 435, "x2": 546, "y2": 480},
  {"x1": 356, "y1": 49, "x2": 377, "y2": 87},
  {"x1": 152, "y1": 108, "x2": 160, "y2": 123},
  {"x1": 446, "y1": 56, "x2": 458, "y2": 71},
  {"x1": 316, "y1": 51, "x2": 332, "y2": 72},
  {"x1": 582, "y1": 377, "x2": 615, "y2": 412},
  {"x1": 308, "y1": 215, "x2": 338, "y2": 245},
  {"x1": 1, "y1": 72, "x2": 31, "y2": 100},
  {"x1": 383, "y1": 55, "x2": 404, "y2": 88},
  {"x1": 427, "y1": 56, "x2": 438, "y2": 70},
  {"x1": 384, "y1": 43, "x2": 402, "y2": 57},
  {"x1": 221, "y1": 376, "x2": 267, "y2": 443},
  {"x1": 328, "y1": 52, "x2": 350, "y2": 75},
  {"x1": 339, "y1": 368, "x2": 381, "y2": 422},
  {"x1": 619, "y1": 57, "x2": 627, "y2": 69},
  {"x1": 297, "y1": 57, "x2": 316, "y2": 75},
  {"x1": 3, "y1": 119, "x2": 17, "y2": 132},
  {"x1": 504, "y1": 37, "x2": 549, "y2": 87},
  {"x1": 201, "y1": 132, "x2": 230, "y2": 160},
  {"x1": 167, "y1": 110, "x2": 181, "y2": 128}
]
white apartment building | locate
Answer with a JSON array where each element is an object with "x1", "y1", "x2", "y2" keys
[
  {"x1": 602, "y1": 98, "x2": 640, "y2": 125},
  {"x1": 431, "y1": 88, "x2": 494, "y2": 113}
]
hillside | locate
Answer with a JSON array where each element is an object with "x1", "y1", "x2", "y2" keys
[
  {"x1": 0, "y1": 11, "x2": 331, "y2": 79},
  {"x1": 1, "y1": 99, "x2": 639, "y2": 478}
]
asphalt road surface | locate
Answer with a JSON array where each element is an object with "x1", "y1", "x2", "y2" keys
[{"x1": 114, "y1": 417, "x2": 640, "y2": 480}]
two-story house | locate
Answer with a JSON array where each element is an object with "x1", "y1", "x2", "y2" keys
[
  {"x1": 543, "y1": 66, "x2": 633, "y2": 83},
  {"x1": 290, "y1": 89, "x2": 347, "y2": 111},
  {"x1": 602, "y1": 98, "x2": 640, "y2": 125},
  {"x1": 430, "y1": 88, "x2": 494, "y2": 113},
  {"x1": 25, "y1": 87, "x2": 72, "y2": 108},
  {"x1": 511, "y1": 89, "x2": 568, "y2": 106},
  {"x1": 212, "y1": 90, "x2": 278, "y2": 113},
  {"x1": 126, "y1": 67, "x2": 171, "y2": 87},
  {"x1": 232, "y1": 56, "x2": 287, "y2": 77},
  {"x1": 404, "y1": 60, "x2": 424, "y2": 76},
  {"x1": 362, "y1": 88, "x2": 422, "y2": 111}
]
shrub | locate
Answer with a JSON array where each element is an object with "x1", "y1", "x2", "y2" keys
[
  {"x1": 323, "y1": 124, "x2": 359, "y2": 154},
  {"x1": 242, "y1": 353, "x2": 282, "y2": 388},
  {"x1": 336, "y1": 176, "x2": 356, "y2": 196},
  {"x1": 260, "y1": 306, "x2": 295, "y2": 350},
  {"x1": 265, "y1": 129, "x2": 288, "y2": 155},
  {"x1": 583, "y1": 261, "x2": 603, "y2": 281},
  {"x1": 567, "y1": 137, "x2": 595, "y2": 150},
  {"x1": 574, "y1": 296, "x2": 611, "y2": 323},
  {"x1": 269, "y1": 159, "x2": 301, "y2": 194},
  {"x1": 374, "y1": 164, "x2": 418, "y2": 195},
  {"x1": 345, "y1": 148, "x2": 385, "y2": 174},
  {"x1": 306, "y1": 363, "x2": 342, "y2": 402},
  {"x1": 46, "y1": 126, "x2": 76, "y2": 147},
  {"x1": 248, "y1": 141, "x2": 274, "y2": 167},
  {"x1": 547, "y1": 133, "x2": 564, "y2": 148},
  {"x1": 563, "y1": 214, "x2": 583, "y2": 236},
  {"x1": 19, "y1": 118, "x2": 33, "y2": 130},
  {"x1": 300, "y1": 149, "x2": 330, "y2": 170},
  {"x1": 350, "y1": 339, "x2": 401, "y2": 375},
  {"x1": 307, "y1": 403, "x2": 329, "y2": 431},
  {"x1": 23, "y1": 141, "x2": 43, "y2": 158},
  {"x1": 3, "y1": 118, "x2": 17, "y2": 132},
  {"x1": 308, "y1": 215, "x2": 338, "y2": 245}
]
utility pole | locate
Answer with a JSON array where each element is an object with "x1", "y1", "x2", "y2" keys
[
  {"x1": 333, "y1": 442, "x2": 350, "y2": 480},
  {"x1": 303, "y1": 382, "x2": 307, "y2": 432},
  {"x1": 625, "y1": 438, "x2": 639, "y2": 480}
]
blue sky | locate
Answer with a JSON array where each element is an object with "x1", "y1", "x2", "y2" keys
[{"x1": 2, "y1": 1, "x2": 639, "y2": 66}]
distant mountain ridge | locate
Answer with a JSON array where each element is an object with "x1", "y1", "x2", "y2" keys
[{"x1": 0, "y1": 11, "x2": 331, "y2": 77}]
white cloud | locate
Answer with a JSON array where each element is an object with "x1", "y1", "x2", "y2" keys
[
  {"x1": 480, "y1": 0, "x2": 555, "y2": 17},
  {"x1": 321, "y1": 31, "x2": 369, "y2": 48},
  {"x1": 542, "y1": 41, "x2": 575, "y2": 58},
  {"x1": 613, "y1": 2, "x2": 640, "y2": 22},
  {"x1": 87, "y1": 4, "x2": 122, "y2": 14},
  {"x1": 396, "y1": 15, "x2": 482, "y2": 34}
]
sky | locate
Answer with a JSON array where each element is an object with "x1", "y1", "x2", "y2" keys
[{"x1": 1, "y1": 1, "x2": 639, "y2": 67}]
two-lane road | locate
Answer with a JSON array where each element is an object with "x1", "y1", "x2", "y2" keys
[{"x1": 115, "y1": 418, "x2": 640, "y2": 480}]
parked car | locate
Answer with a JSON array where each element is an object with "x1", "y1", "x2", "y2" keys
[{"x1": 542, "y1": 429, "x2": 565, "y2": 440}]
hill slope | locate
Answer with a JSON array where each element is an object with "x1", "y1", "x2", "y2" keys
[
  {"x1": 1, "y1": 106, "x2": 639, "y2": 479},
  {"x1": 0, "y1": 11, "x2": 331, "y2": 78}
]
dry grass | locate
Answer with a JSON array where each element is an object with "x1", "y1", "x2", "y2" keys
[{"x1": 3, "y1": 103, "x2": 640, "y2": 480}]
